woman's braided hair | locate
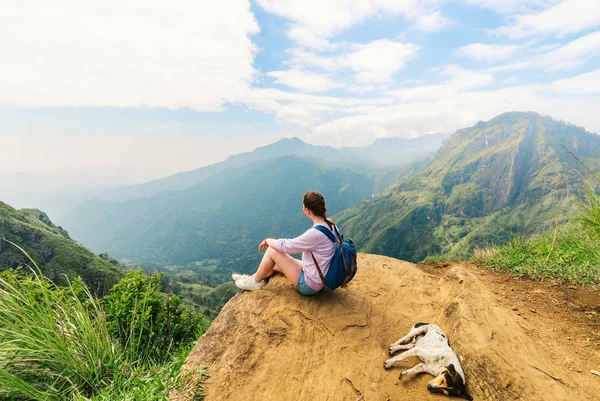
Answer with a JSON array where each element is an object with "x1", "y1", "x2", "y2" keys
[{"x1": 303, "y1": 191, "x2": 334, "y2": 229}]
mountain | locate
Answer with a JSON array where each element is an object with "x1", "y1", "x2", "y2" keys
[
  {"x1": 0, "y1": 201, "x2": 123, "y2": 295},
  {"x1": 337, "y1": 112, "x2": 600, "y2": 262},
  {"x1": 342, "y1": 132, "x2": 452, "y2": 167},
  {"x1": 62, "y1": 155, "x2": 376, "y2": 269},
  {"x1": 177, "y1": 254, "x2": 598, "y2": 401},
  {"x1": 97, "y1": 137, "x2": 354, "y2": 203},
  {"x1": 97, "y1": 135, "x2": 447, "y2": 203}
]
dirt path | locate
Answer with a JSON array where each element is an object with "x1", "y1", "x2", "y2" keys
[{"x1": 177, "y1": 254, "x2": 600, "y2": 401}]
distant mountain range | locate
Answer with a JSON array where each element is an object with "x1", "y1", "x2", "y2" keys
[
  {"x1": 62, "y1": 156, "x2": 377, "y2": 271},
  {"x1": 95, "y1": 134, "x2": 450, "y2": 203},
  {"x1": 341, "y1": 132, "x2": 451, "y2": 167},
  {"x1": 337, "y1": 112, "x2": 600, "y2": 262}
]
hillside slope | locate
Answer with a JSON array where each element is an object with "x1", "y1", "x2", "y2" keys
[
  {"x1": 178, "y1": 254, "x2": 599, "y2": 401},
  {"x1": 338, "y1": 112, "x2": 600, "y2": 262},
  {"x1": 0, "y1": 201, "x2": 122, "y2": 295}
]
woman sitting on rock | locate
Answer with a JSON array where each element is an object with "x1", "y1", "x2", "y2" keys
[{"x1": 232, "y1": 191, "x2": 337, "y2": 295}]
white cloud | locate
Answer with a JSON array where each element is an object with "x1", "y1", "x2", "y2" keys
[
  {"x1": 385, "y1": 66, "x2": 495, "y2": 101},
  {"x1": 416, "y1": 11, "x2": 454, "y2": 32},
  {"x1": 256, "y1": 0, "x2": 452, "y2": 47},
  {"x1": 305, "y1": 81, "x2": 600, "y2": 147},
  {"x1": 277, "y1": 39, "x2": 419, "y2": 92},
  {"x1": 269, "y1": 37, "x2": 420, "y2": 92},
  {"x1": 457, "y1": 43, "x2": 520, "y2": 62},
  {"x1": 490, "y1": 31, "x2": 600, "y2": 72},
  {"x1": 551, "y1": 68, "x2": 600, "y2": 95},
  {"x1": 463, "y1": 0, "x2": 558, "y2": 14},
  {"x1": 0, "y1": 0, "x2": 259, "y2": 110},
  {"x1": 267, "y1": 70, "x2": 341, "y2": 93},
  {"x1": 338, "y1": 40, "x2": 419, "y2": 84},
  {"x1": 495, "y1": 0, "x2": 600, "y2": 39},
  {"x1": 542, "y1": 31, "x2": 600, "y2": 70},
  {"x1": 287, "y1": 48, "x2": 339, "y2": 71},
  {"x1": 240, "y1": 87, "x2": 374, "y2": 126},
  {"x1": 256, "y1": 0, "x2": 372, "y2": 47}
]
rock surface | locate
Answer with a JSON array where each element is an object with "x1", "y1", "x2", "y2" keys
[{"x1": 179, "y1": 254, "x2": 600, "y2": 401}]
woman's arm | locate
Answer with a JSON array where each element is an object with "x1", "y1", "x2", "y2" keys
[
  {"x1": 270, "y1": 229, "x2": 317, "y2": 254},
  {"x1": 258, "y1": 230, "x2": 317, "y2": 254},
  {"x1": 258, "y1": 238, "x2": 277, "y2": 251}
]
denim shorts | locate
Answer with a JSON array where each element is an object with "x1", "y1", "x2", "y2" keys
[{"x1": 296, "y1": 270, "x2": 321, "y2": 296}]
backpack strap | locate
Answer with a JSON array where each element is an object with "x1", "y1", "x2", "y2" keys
[
  {"x1": 312, "y1": 224, "x2": 343, "y2": 287},
  {"x1": 313, "y1": 224, "x2": 340, "y2": 243},
  {"x1": 310, "y1": 251, "x2": 326, "y2": 285}
]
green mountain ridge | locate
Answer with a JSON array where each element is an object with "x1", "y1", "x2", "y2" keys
[
  {"x1": 337, "y1": 112, "x2": 600, "y2": 262},
  {"x1": 0, "y1": 201, "x2": 123, "y2": 295}
]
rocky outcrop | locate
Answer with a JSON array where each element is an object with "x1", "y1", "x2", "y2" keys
[{"x1": 178, "y1": 254, "x2": 599, "y2": 401}]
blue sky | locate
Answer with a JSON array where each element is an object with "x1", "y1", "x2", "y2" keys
[{"x1": 1, "y1": 0, "x2": 600, "y2": 177}]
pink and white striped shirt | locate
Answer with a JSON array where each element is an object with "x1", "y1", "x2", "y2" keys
[{"x1": 274, "y1": 222, "x2": 338, "y2": 290}]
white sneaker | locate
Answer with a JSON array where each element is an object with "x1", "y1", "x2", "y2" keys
[
  {"x1": 231, "y1": 273, "x2": 245, "y2": 282},
  {"x1": 235, "y1": 275, "x2": 263, "y2": 291}
]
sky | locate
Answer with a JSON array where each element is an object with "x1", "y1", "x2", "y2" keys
[{"x1": 1, "y1": 0, "x2": 600, "y2": 178}]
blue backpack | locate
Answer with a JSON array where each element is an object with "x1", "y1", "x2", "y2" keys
[{"x1": 311, "y1": 224, "x2": 358, "y2": 290}]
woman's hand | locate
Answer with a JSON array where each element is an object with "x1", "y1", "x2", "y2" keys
[{"x1": 258, "y1": 239, "x2": 269, "y2": 252}]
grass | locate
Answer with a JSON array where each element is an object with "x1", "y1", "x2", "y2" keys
[
  {"x1": 0, "y1": 240, "x2": 207, "y2": 401},
  {"x1": 474, "y1": 223, "x2": 600, "y2": 284},
  {"x1": 91, "y1": 346, "x2": 209, "y2": 401},
  {"x1": 421, "y1": 254, "x2": 459, "y2": 263}
]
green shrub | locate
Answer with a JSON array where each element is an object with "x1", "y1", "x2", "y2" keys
[{"x1": 102, "y1": 270, "x2": 203, "y2": 364}]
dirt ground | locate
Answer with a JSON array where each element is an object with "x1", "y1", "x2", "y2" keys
[{"x1": 175, "y1": 253, "x2": 600, "y2": 401}]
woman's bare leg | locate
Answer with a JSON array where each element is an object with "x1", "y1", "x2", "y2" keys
[
  {"x1": 264, "y1": 264, "x2": 283, "y2": 279},
  {"x1": 254, "y1": 247, "x2": 302, "y2": 286}
]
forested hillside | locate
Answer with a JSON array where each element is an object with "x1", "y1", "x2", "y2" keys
[
  {"x1": 0, "y1": 201, "x2": 123, "y2": 295},
  {"x1": 338, "y1": 112, "x2": 600, "y2": 262}
]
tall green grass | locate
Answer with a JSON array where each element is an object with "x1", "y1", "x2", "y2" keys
[
  {"x1": 0, "y1": 240, "x2": 206, "y2": 401},
  {"x1": 475, "y1": 224, "x2": 600, "y2": 284},
  {"x1": 575, "y1": 165, "x2": 600, "y2": 235}
]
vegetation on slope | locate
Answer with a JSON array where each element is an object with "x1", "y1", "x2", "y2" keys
[
  {"x1": 0, "y1": 243, "x2": 207, "y2": 401},
  {"x1": 0, "y1": 202, "x2": 123, "y2": 295},
  {"x1": 338, "y1": 112, "x2": 600, "y2": 263},
  {"x1": 475, "y1": 224, "x2": 600, "y2": 284}
]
